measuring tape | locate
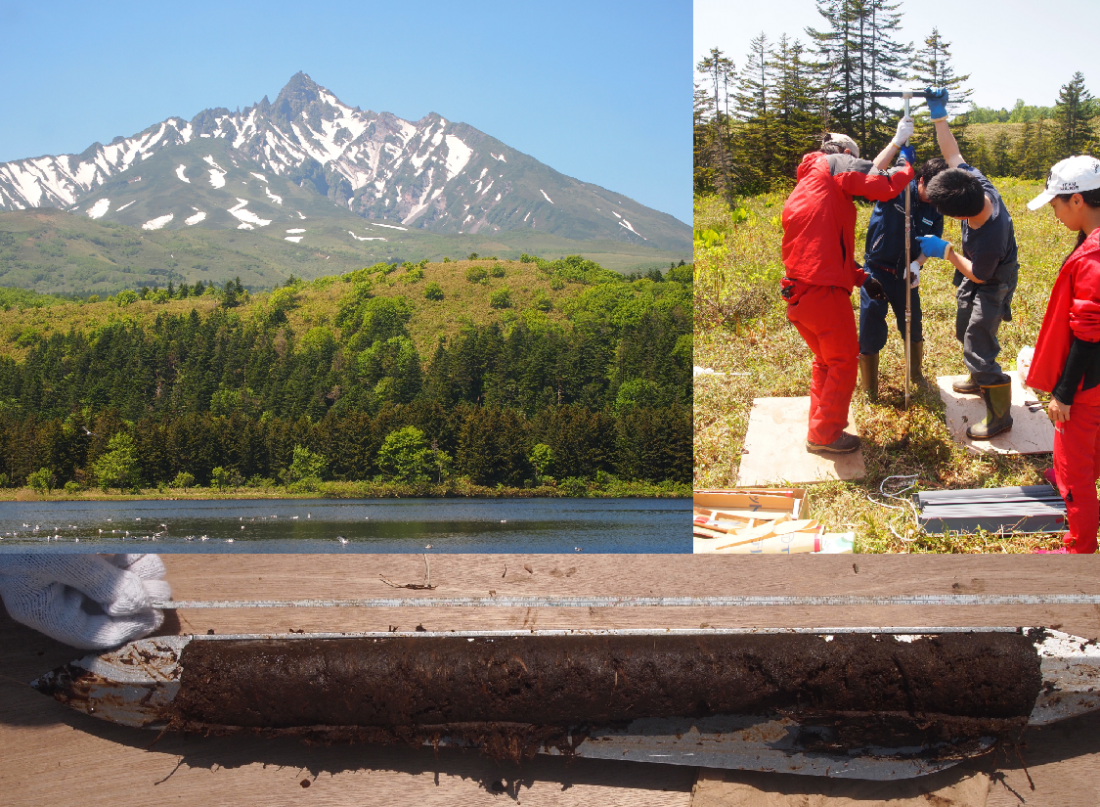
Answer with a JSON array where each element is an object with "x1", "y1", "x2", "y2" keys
[{"x1": 154, "y1": 594, "x2": 1100, "y2": 609}]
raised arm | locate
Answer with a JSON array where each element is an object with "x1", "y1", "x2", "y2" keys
[
  {"x1": 872, "y1": 115, "x2": 915, "y2": 171},
  {"x1": 934, "y1": 120, "x2": 965, "y2": 168},
  {"x1": 927, "y1": 88, "x2": 965, "y2": 168}
]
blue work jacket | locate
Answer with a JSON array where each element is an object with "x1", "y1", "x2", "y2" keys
[{"x1": 863, "y1": 179, "x2": 944, "y2": 273}]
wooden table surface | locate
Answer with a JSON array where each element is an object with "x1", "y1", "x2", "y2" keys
[{"x1": 4, "y1": 554, "x2": 1100, "y2": 806}]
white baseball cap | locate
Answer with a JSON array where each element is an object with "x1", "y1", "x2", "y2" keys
[
  {"x1": 1027, "y1": 155, "x2": 1100, "y2": 210},
  {"x1": 824, "y1": 133, "x2": 860, "y2": 159}
]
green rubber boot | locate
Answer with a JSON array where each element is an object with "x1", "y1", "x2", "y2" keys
[
  {"x1": 909, "y1": 341, "x2": 932, "y2": 392},
  {"x1": 967, "y1": 382, "x2": 1014, "y2": 440},
  {"x1": 952, "y1": 375, "x2": 981, "y2": 395},
  {"x1": 858, "y1": 353, "x2": 879, "y2": 402}
]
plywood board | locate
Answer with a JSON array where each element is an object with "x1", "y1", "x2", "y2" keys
[
  {"x1": 736, "y1": 398, "x2": 865, "y2": 486},
  {"x1": 938, "y1": 374, "x2": 1054, "y2": 455},
  {"x1": 690, "y1": 767, "x2": 991, "y2": 807}
]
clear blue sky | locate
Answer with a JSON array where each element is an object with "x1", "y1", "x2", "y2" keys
[
  {"x1": 0, "y1": 0, "x2": 691, "y2": 225},
  {"x1": 695, "y1": 0, "x2": 1098, "y2": 113}
]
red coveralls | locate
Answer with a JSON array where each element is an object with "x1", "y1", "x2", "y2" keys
[
  {"x1": 781, "y1": 153, "x2": 914, "y2": 444},
  {"x1": 1027, "y1": 229, "x2": 1100, "y2": 553}
]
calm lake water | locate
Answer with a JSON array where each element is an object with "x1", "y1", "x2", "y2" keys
[{"x1": 0, "y1": 498, "x2": 689, "y2": 553}]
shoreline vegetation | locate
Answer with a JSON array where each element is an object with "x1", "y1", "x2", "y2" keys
[{"x1": 1, "y1": 478, "x2": 690, "y2": 503}]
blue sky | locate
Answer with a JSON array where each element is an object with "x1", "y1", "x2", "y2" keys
[
  {"x1": 695, "y1": 0, "x2": 1098, "y2": 113},
  {"x1": 0, "y1": 0, "x2": 690, "y2": 224}
]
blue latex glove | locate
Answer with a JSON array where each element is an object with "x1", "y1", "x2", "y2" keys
[
  {"x1": 919, "y1": 235, "x2": 949, "y2": 259},
  {"x1": 926, "y1": 87, "x2": 949, "y2": 120},
  {"x1": 898, "y1": 144, "x2": 916, "y2": 165}
]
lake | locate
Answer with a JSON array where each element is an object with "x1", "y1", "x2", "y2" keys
[{"x1": 0, "y1": 498, "x2": 689, "y2": 553}]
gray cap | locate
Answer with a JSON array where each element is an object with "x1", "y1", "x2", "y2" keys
[{"x1": 825, "y1": 133, "x2": 860, "y2": 158}]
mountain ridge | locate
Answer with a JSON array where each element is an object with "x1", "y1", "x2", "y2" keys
[{"x1": 0, "y1": 73, "x2": 688, "y2": 252}]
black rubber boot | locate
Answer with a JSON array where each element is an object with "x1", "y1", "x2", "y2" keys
[
  {"x1": 967, "y1": 382, "x2": 1013, "y2": 440},
  {"x1": 910, "y1": 341, "x2": 932, "y2": 392},
  {"x1": 858, "y1": 353, "x2": 879, "y2": 402},
  {"x1": 807, "y1": 432, "x2": 861, "y2": 454},
  {"x1": 952, "y1": 375, "x2": 981, "y2": 395}
]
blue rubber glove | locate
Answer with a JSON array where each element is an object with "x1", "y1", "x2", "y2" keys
[
  {"x1": 919, "y1": 235, "x2": 949, "y2": 259},
  {"x1": 898, "y1": 144, "x2": 916, "y2": 165},
  {"x1": 926, "y1": 87, "x2": 949, "y2": 120}
]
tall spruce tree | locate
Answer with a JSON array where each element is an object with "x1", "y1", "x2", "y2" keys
[
  {"x1": 807, "y1": 0, "x2": 908, "y2": 156},
  {"x1": 732, "y1": 34, "x2": 776, "y2": 194},
  {"x1": 697, "y1": 48, "x2": 737, "y2": 201},
  {"x1": 910, "y1": 28, "x2": 973, "y2": 160},
  {"x1": 1053, "y1": 72, "x2": 1097, "y2": 160},
  {"x1": 769, "y1": 35, "x2": 825, "y2": 180}
]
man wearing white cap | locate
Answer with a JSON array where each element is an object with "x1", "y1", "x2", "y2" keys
[
  {"x1": 1026, "y1": 156, "x2": 1100, "y2": 553},
  {"x1": 780, "y1": 117, "x2": 916, "y2": 454}
]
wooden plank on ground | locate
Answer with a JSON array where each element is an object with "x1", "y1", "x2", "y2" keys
[
  {"x1": 736, "y1": 398, "x2": 865, "y2": 486},
  {"x1": 938, "y1": 374, "x2": 1054, "y2": 455}
]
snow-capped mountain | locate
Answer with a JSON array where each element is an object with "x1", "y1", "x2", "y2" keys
[{"x1": 0, "y1": 73, "x2": 688, "y2": 251}]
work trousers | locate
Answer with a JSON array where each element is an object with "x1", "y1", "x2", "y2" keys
[
  {"x1": 1054, "y1": 400, "x2": 1100, "y2": 554},
  {"x1": 956, "y1": 284, "x2": 1012, "y2": 386},
  {"x1": 859, "y1": 263, "x2": 923, "y2": 355},
  {"x1": 787, "y1": 284, "x2": 858, "y2": 445}
]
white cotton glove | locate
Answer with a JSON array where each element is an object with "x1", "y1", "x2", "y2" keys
[
  {"x1": 0, "y1": 554, "x2": 170, "y2": 649},
  {"x1": 909, "y1": 261, "x2": 920, "y2": 289},
  {"x1": 1018, "y1": 346, "x2": 1035, "y2": 388},
  {"x1": 892, "y1": 115, "x2": 914, "y2": 147}
]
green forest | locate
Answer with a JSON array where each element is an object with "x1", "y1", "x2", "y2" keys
[
  {"x1": 0, "y1": 254, "x2": 692, "y2": 497},
  {"x1": 695, "y1": 0, "x2": 1099, "y2": 198}
]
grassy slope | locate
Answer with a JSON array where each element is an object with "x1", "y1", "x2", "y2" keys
[
  {"x1": 694, "y1": 178, "x2": 1075, "y2": 554},
  {"x1": 0, "y1": 257, "x2": 600, "y2": 361},
  {"x1": 0, "y1": 209, "x2": 689, "y2": 297}
]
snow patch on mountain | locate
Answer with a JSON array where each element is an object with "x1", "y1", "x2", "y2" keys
[
  {"x1": 540, "y1": 190, "x2": 553, "y2": 204},
  {"x1": 371, "y1": 222, "x2": 407, "y2": 231},
  {"x1": 443, "y1": 135, "x2": 472, "y2": 179},
  {"x1": 286, "y1": 228, "x2": 306, "y2": 233},
  {"x1": 87, "y1": 198, "x2": 110, "y2": 219},
  {"x1": 618, "y1": 219, "x2": 645, "y2": 239},
  {"x1": 491, "y1": 152, "x2": 507, "y2": 162},
  {"x1": 175, "y1": 165, "x2": 190, "y2": 183},
  {"x1": 349, "y1": 230, "x2": 386, "y2": 241},
  {"x1": 285, "y1": 236, "x2": 303, "y2": 243},
  {"x1": 143, "y1": 213, "x2": 174, "y2": 230},
  {"x1": 250, "y1": 172, "x2": 268, "y2": 183},
  {"x1": 185, "y1": 211, "x2": 206, "y2": 225},
  {"x1": 116, "y1": 200, "x2": 136, "y2": 212},
  {"x1": 228, "y1": 198, "x2": 271, "y2": 227},
  {"x1": 264, "y1": 187, "x2": 283, "y2": 205}
]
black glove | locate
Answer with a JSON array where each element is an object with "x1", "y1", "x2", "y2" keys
[{"x1": 863, "y1": 275, "x2": 889, "y2": 302}]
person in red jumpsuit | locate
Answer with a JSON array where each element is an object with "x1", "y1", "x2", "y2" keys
[
  {"x1": 781, "y1": 122, "x2": 916, "y2": 453},
  {"x1": 1026, "y1": 155, "x2": 1100, "y2": 553}
]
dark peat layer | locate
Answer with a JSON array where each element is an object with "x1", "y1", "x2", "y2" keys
[{"x1": 166, "y1": 632, "x2": 1042, "y2": 760}]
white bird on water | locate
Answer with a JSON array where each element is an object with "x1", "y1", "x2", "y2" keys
[{"x1": 338, "y1": 536, "x2": 348, "y2": 546}]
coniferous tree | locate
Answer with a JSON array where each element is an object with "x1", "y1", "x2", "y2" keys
[
  {"x1": 696, "y1": 48, "x2": 736, "y2": 201},
  {"x1": 769, "y1": 35, "x2": 825, "y2": 181},
  {"x1": 732, "y1": 34, "x2": 776, "y2": 194},
  {"x1": 806, "y1": 0, "x2": 907, "y2": 157},
  {"x1": 1053, "y1": 72, "x2": 1097, "y2": 159},
  {"x1": 910, "y1": 28, "x2": 973, "y2": 159}
]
